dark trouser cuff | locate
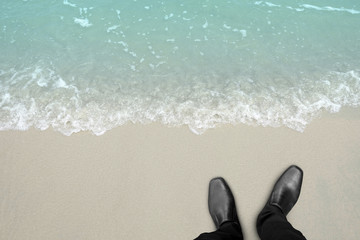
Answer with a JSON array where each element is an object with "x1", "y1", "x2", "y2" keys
[
  {"x1": 194, "y1": 222, "x2": 243, "y2": 240},
  {"x1": 256, "y1": 204, "x2": 307, "y2": 240}
]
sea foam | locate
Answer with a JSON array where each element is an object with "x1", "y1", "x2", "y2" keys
[
  {"x1": 74, "y1": 18, "x2": 92, "y2": 27},
  {"x1": 1, "y1": 65, "x2": 359, "y2": 136}
]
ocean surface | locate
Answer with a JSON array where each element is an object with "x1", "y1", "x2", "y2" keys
[{"x1": 0, "y1": 0, "x2": 359, "y2": 135}]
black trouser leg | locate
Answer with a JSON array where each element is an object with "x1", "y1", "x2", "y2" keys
[
  {"x1": 194, "y1": 222, "x2": 244, "y2": 240},
  {"x1": 256, "y1": 205, "x2": 307, "y2": 240}
]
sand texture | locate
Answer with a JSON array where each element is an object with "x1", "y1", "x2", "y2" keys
[{"x1": 0, "y1": 109, "x2": 360, "y2": 240}]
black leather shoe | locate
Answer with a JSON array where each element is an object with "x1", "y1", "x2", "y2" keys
[
  {"x1": 208, "y1": 177, "x2": 239, "y2": 229},
  {"x1": 269, "y1": 165, "x2": 303, "y2": 215}
]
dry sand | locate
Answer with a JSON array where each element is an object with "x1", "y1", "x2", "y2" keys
[{"x1": 0, "y1": 108, "x2": 360, "y2": 240}]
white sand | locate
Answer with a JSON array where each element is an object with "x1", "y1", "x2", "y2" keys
[{"x1": 0, "y1": 108, "x2": 359, "y2": 240}]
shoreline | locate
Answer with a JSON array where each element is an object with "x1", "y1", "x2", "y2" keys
[{"x1": 0, "y1": 107, "x2": 359, "y2": 239}]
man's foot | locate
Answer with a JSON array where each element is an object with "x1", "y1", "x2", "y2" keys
[
  {"x1": 208, "y1": 177, "x2": 239, "y2": 229},
  {"x1": 268, "y1": 165, "x2": 303, "y2": 215}
]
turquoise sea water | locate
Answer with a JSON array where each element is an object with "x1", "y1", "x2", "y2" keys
[{"x1": 0, "y1": 0, "x2": 360, "y2": 135}]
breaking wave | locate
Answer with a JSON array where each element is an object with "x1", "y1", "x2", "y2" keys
[{"x1": 1, "y1": 65, "x2": 359, "y2": 135}]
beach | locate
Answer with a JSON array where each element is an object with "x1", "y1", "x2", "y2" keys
[
  {"x1": 0, "y1": 108, "x2": 359, "y2": 240},
  {"x1": 1, "y1": 1, "x2": 360, "y2": 239}
]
